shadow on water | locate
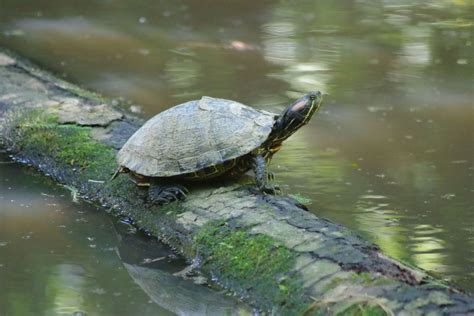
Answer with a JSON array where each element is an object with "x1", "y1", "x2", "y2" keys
[
  {"x1": 0, "y1": 0, "x2": 472, "y2": 293},
  {"x1": 0, "y1": 152, "x2": 249, "y2": 315}
]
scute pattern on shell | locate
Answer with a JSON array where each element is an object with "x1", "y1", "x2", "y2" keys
[{"x1": 117, "y1": 96, "x2": 276, "y2": 177}]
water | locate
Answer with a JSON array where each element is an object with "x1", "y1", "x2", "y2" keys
[
  {"x1": 0, "y1": 153, "x2": 248, "y2": 315},
  {"x1": 0, "y1": 0, "x2": 473, "y2": 294}
]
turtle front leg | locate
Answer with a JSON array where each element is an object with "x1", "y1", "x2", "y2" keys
[
  {"x1": 148, "y1": 178, "x2": 188, "y2": 205},
  {"x1": 252, "y1": 155, "x2": 280, "y2": 194}
]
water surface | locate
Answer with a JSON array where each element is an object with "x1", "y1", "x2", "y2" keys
[
  {"x1": 0, "y1": 0, "x2": 473, "y2": 292},
  {"x1": 0, "y1": 153, "x2": 247, "y2": 315}
]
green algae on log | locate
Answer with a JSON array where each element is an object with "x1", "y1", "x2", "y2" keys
[{"x1": 1, "y1": 48, "x2": 474, "y2": 315}]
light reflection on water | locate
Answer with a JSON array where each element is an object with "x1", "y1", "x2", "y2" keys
[
  {"x1": 410, "y1": 224, "x2": 448, "y2": 272},
  {"x1": 0, "y1": 0, "x2": 473, "y2": 293}
]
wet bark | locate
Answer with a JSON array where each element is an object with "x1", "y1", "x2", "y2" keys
[{"x1": 1, "y1": 48, "x2": 473, "y2": 315}]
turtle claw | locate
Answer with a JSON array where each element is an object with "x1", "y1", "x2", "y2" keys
[
  {"x1": 149, "y1": 184, "x2": 188, "y2": 205},
  {"x1": 176, "y1": 186, "x2": 189, "y2": 197},
  {"x1": 259, "y1": 183, "x2": 281, "y2": 195},
  {"x1": 266, "y1": 171, "x2": 275, "y2": 182}
]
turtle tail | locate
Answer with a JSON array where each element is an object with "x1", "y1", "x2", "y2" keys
[{"x1": 110, "y1": 167, "x2": 123, "y2": 181}]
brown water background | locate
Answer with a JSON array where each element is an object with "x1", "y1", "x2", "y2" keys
[{"x1": 0, "y1": 0, "x2": 473, "y2": 312}]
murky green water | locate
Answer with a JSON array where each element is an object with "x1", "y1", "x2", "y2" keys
[
  {"x1": 0, "y1": 153, "x2": 248, "y2": 315},
  {"x1": 0, "y1": 0, "x2": 472, "y2": 299}
]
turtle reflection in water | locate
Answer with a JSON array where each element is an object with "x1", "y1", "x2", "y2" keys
[{"x1": 112, "y1": 92, "x2": 323, "y2": 204}]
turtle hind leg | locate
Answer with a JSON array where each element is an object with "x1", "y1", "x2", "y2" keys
[{"x1": 148, "y1": 179, "x2": 189, "y2": 205}]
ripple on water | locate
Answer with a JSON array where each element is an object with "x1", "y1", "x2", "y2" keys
[
  {"x1": 409, "y1": 224, "x2": 449, "y2": 274},
  {"x1": 354, "y1": 194, "x2": 409, "y2": 259}
]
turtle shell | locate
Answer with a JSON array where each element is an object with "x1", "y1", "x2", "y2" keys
[{"x1": 117, "y1": 96, "x2": 276, "y2": 177}]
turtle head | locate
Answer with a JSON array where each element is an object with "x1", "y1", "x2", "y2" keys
[{"x1": 269, "y1": 91, "x2": 323, "y2": 144}]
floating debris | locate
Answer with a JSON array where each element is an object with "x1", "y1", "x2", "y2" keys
[
  {"x1": 62, "y1": 185, "x2": 79, "y2": 203},
  {"x1": 440, "y1": 193, "x2": 456, "y2": 200},
  {"x1": 88, "y1": 179, "x2": 105, "y2": 184},
  {"x1": 142, "y1": 257, "x2": 166, "y2": 264},
  {"x1": 451, "y1": 160, "x2": 468, "y2": 164}
]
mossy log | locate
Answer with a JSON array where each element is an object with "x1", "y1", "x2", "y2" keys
[{"x1": 1, "y1": 49, "x2": 473, "y2": 315}]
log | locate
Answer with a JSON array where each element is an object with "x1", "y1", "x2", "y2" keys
[{"x1": 1, "y1": 48, "x2": 473, "y2": 315}]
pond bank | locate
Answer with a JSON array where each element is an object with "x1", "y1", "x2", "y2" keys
[{"x1": 1, "y1": 48, "x2": 473, "y2": 315}]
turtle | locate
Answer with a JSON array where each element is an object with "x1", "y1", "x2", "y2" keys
[{"x1": 112, "y1": 91, "x2": 323, "y2": 204}]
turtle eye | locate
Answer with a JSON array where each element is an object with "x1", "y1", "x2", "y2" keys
[{"x1": 309, "y1": 94, "x2": 316, "y2": 101}]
